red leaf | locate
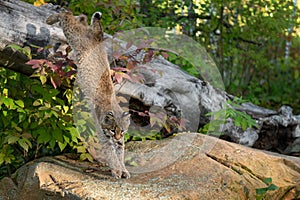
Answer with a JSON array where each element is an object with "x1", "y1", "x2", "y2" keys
[
  {"x1": 161, "y1": 52, "x2": 169, "y2": 59},
  {"x1": 50, "y1": 76, "x2": 57, "y2": 89},
  {"x1": 55, "y1": 61, "x2": 63, "y2": 68},
  {"x1": 113, "y1": 51, "x2": 122, "y2": 59},
  {"x1": 137, "y1": 41, "x2": 146, "y2": 49},
  {"x1": 26, "y1": 59, "x2": 45, "y2": 66},
  {"x1": 55, "y1": 51, "x2": 63, "y2": 57},
  {"x1": 26, "y1": 59, "x2": 46, "y2": 69},
  {"x1": 65, "y1": 70, "x2": 77, "y2": 77},
  {"x1": 121, "y1": 73, "x2": 134, "y2": 82},
  {"x1": 137, "y1": 111, "x2": 148, "y2": 117},
  {"x1": 47, "y1": 62, "x2": 59, "y2": 72},
  {"x1": 37, "y1": 47, "x2": 44, "y2": 53},
  {"x1": 32, "y1": 63, "x2": 41, "y2": 69},
  {"x1": 114, "y1": 73, "x2": 123, "y2": 83},
  {"x1": 126, "y1": 40, "x2": 133, "y2": 49},
  {"x1": 126, "y1": 61, "x2": 135, "y2": 69},
  {"x1": 50, "y1": 75, "x2": 62, "y2": 89},
  {"x1": 146, "y1": 38, "x2": 154, "y2": 46},
  {"x1": 131, "y1": 73, "x2": 145, "y2": 83},
  {"x1": 113, "y1": 67, "x2": 130, "y2": 72}
]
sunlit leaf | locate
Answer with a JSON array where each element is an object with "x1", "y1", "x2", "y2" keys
[
  {"x1": 18, "y1": 139, "x2": 29, "y2": 152},
  {"x1": 39, "y1": 75, "x2": 47, "y2": 85},
  {"x1": 15, "y1": 100, "x2": 24, "y2": 108},
  {"x1": 58, "y1": 142, "x2": 67, "y2": 151}
]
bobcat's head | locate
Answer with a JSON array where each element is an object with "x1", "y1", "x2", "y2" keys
[{"x1": 102, "y1": 111, "x2": 130, "y2": 141}]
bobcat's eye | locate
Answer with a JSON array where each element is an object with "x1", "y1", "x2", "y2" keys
[
  {"x1": 122, "y1": 112, "x2": 130, "y2": 117},
  {"x1": 107, "y1": 111, "x2": 114, "y2": 117}
]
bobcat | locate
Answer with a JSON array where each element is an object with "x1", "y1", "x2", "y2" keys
[{"x1": 46, "y1": 11, "x2": 130, "y2": 178}]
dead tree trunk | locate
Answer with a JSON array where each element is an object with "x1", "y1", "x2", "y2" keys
[{"x1": 0, "y1": 0, "x2": 299, "y2": 156}]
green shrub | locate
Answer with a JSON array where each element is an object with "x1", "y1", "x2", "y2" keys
[{"x1": 0, "y1": 45, "x2": 86, "y2": 179}]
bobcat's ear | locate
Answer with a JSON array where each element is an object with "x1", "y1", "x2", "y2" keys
[
  {"x1": 92, "y1": 12, "x2": 102, "y2": 20},
  {"x1": 91, "y1": 11, "x2": 103, "y2": 42},
  {"x1": 75, "y1": 14, "x2": 88, "y2": 26}
]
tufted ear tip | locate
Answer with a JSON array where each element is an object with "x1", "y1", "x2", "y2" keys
[{"x1": 93, "y1": 12, "x2": 102, "y2": 20}]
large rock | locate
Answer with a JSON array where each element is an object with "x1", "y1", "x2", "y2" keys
[{"x1": 0, "y1": 133, "x2": 299, "y2": 200}]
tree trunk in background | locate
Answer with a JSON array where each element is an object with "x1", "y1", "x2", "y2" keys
[{"x1": 0, "y1": 0, "x2": 299, "y2": 156}]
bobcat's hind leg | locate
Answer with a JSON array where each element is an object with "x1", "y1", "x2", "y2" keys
[
  {"x1": 46, "y1": 13, "x2": 61, "y2": 25},
  {"x1": 46, "y1": 12, "x2": 74, "y2": 25}
]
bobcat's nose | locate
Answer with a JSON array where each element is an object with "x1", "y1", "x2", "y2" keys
[{"x1": 114, "y1": 127, "x2": 122, "y2": 140}]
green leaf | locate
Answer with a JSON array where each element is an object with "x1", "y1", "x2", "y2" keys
[
  {"x1": 50, "y1": 110, "x2": 59, "y2": 118},
  {"x1": 49, "y1": 89, "x2": 60, "y2": 97},
  {"x1": 37, "y1": 128, "x2": 51, "y2": 144},
  {"x1": 67, "y1": 127, "x2": 79, "y2": 143},
  {"x1": 2, "y1": 110, "x2": 7, "y2": 117},
  {"x1": 58, "y1": 142, "x2": 67, "y2": 151},
  {"x1": 11, "y1": 121, "x2": 22, "y2": 132},
  {"x1": 63, "y1": 135, "x2": 70, "y2": 143},
  {"x1": 63, "y1": 106, "x2": 69, "y2": 113},
  {"x1": 0, "y1": 152, "x2": 5, "y2": 165},
  {"x1": 19, "y1": 113, "x2": 26, "y2": 123},
  {"x1": 7, "y1": 135, "x2": 19, "y2": 144},
  {"x1": 79, "y1": 153, "x2": 88, "y2": 161},
  {"x1": 49, "y1": 138, "x2": 56, "y2": 149},
  {"x1": 79, "y1": 152, "x2": 93, "y2": 162},
  {"x1": 263, "y1": 177, "x2": 272, "y2": 184},
  {"x1": 7, "y1": 44, "x2": 24, "y2": 53},
  {"x1": 241, "y1": 119, "x2": 248, "y2": 131},
  {"x1": 256, "y1": 188, "x2": 267, "y2": 195},
  {"x1": 18, "y1": 139, "x2": 29, "y2": 152},
  {"x1": 33, "y1": 99, "x2": 42, "y2": 106},
  {"x1": 52, "y1": 128, "x2": 63, "y2": 143},
  {"x1": 85, "y1": 153, "x2": 93, "y2": 162},
  {"x1": 3, "y1": 98, "x2": 15, "y2": 109},
  {"x1": 125, "y1": 156, "x2": 131, "y2": 162},
  {"x1": 267, "y1": 184, "x2": 278, "y2": 191},
  {"x1": 15, "y1": 100, "x2": 24, "y2": 108},
  {"x1": 39, "y1": 75, "x2": 47, "y2": 85},
  {"x1": 76, "y1": 119, "x2": 86, "y2": 126},
  {"x1": 76, "y1": 146, "x2": 86, "y2": 153},
  {"x1": 30, "y1": 121, "x2": 39, "y2": 129},
  {"x1": 129, "y1": 161, "x2": 138, "y2": 167}
]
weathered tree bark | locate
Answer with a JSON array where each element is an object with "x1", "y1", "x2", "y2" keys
[{"x1": 0, "y1": 0, "x2": 299, "y2": 155}]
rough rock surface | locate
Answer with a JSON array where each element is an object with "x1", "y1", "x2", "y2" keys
[{"x1": 0, "y1": 133, "x2": 299, "y2": 200}]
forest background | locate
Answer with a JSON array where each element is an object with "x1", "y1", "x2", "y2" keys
[{"x1": 0, "y1": 0, "x2": 299, "y2": 178}]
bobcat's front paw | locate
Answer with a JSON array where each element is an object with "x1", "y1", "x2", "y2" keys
[
  {"x1": 46, "y1": 14, "x2": 60, "y2": 25},
  {"x1": 111, "y1": 169, "x2": 122, "y2": 179},
  {"x1": 111, "y1": 168, "x2": 130, "y2": 179},
  {"x1": 122, "y1": 169, "x2": 130, "y2": 179}
]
